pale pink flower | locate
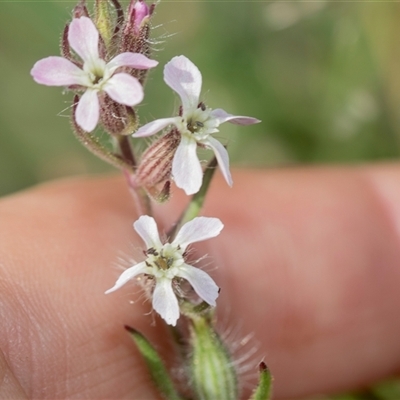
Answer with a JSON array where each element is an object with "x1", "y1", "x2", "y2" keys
[
  {"x1": 105, "y1": 215, "x2": 222, "y2": 326},
  {"x1": 133, "y1": 55, "x2": 260, "y2": 195},
  {"x1": 31, "y1": 16, "x2": 158, "y2": 132}
]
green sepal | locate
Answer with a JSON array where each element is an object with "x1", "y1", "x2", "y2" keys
[
  {"x1": 125, "y1": 325, "x2": 182, "y2": 400},
  {"x1": 95, "y1": 0, "x2": 114, "y2": 48},
  {"x1": 249, "y1": 362, "x2": 273, "y2": 400}
]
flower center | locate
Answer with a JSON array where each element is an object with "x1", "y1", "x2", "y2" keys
[
  {"x1": 146, "y1": 244, "x2": 183, "y2": 275},
  {"x1": 84, "y1": 59, "x2": 109, "y2": 89}
]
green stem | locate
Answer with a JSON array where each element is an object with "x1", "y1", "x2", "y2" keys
[{"x1": 169, "y1": 157, "x2": 217, "y2": 238}]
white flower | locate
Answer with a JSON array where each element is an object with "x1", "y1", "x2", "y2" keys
[
  {"x1": 31, "y1": 16, "x2": 158, "y2": 132},
  {"x1": 105, "y1": 215, "x2": 223, "y2": 326},
  {"x1": 132, "y1": 55, "x2": 260, "y2": 195}
]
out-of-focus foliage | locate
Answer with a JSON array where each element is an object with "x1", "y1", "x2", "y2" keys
[{"x1": 1, "y1": 0, "x2": 400, "y2": 196}]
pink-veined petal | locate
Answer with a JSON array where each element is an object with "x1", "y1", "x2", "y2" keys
[
  {"x1": 172, "y1": 217, "x2": 223, "y2": 251},
  {"x1": 152, "y1": 278, "x2": 179, "y2": 326},
  {"x1": 31, "y1": 57, "x2": 89, "y2": 86},
  {"x1": 107, "y1": 53, "x2": 158, "y2": 74},
  {"x1": 103, "y1": 73, "x2": 143, "y2": 106},
  {"x1": 104, "y1": 261, "x2": 148, "y2": 294},
  {"x1": 75, "y1": 89, "x2": 100, "y2": 132},
  {"x1": 177, "y1": 264, "x2": 219, "y2": 306},
  {"x1": 68, "y1": 17, "x2": 99, "y2": 63},
  {"x1": 132, "y1": 117, "x2": 180, "y2": 138},
  {"x1": 164, "y1": 55, "x2": 202, "y2": 111},
  {"x1": 133, "y1": 215, "x2": 163, "y2": 249},
  {"x1": 172, "y1": 135, "x2": 203, "y2": 195},
  {"x1": 210, "y1": 108, "x2": 261, "y2": 126},
  {"x1": 204, "y1": 136, "x2": 233, "y2": 187}
]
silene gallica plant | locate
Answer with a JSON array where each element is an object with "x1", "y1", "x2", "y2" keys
[{"x1": 31, "y1": 1, "x2": 270, "y2": 399}]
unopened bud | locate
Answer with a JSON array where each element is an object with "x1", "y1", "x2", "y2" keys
[
  {"x1": 100, "y1": 94, "x2": 138, "y2": 136},
  {"x1": 135, "y1": 129, "x2": 180, "y2": 189},
  {"x1": 121, "y1": 0, "x2": 155, "y2": 83},
  {"x1": 95, "y1": 0, "x2": 114, "y2": 48},
  {"x1": 73, "y1": 0, "x2": 89, "y2": 18},
  {"x1": 189, "y1": 315, "x2": 238, "y2": 400},
  {"x1": 127, "y1": 0, "x2": 150, "y2": 35}
]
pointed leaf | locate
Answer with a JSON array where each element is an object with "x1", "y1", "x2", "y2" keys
[
  {"x1": 125, "y1": 326, "x2": 182, "y2": 400},
  {"x1": 249, "y1": 362, "x2": 273, "y2": 400}
]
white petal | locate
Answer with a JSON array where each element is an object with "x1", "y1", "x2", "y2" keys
[
  {"x1": 133, "y1": 117, "x2": 180, "y2": 138},
  {"x1": 133, "y1": 215, "x2": 163, "y2": 249},
  {"x1": 172, "y1": 217, "x2": 223, "y2": 250},
  {"x1": 177, "y1": 264, "x2": 219, "y2": 306},
  {"x1": 31, "y1": 57, "x2": 90, "y2": 86},
  {"x1": 107, "y1": 53, "x2": 158, "y2": 74},
  {"x1": 172, "y1": 135, "x2": 203, "y2": 195},
  {"x1": 204, "y1": 136, "x2": 233, "y2": 187},
  {"x1": 210, "y1": 108, "x2": 261, "y2": 125},
  {"x1": 75, "y1": 89, "x2": 100, "y2": 132},
  {"x1": 164, "y1": 55, "x2": 202, "y2": 111},
  {"x1": 103, "y1": 73, "x2": 143, "y2": 106},
  {"x1": 68, "y1": 17, "x2": 99, "y2": 63},
  {"x1": 105, "y1": 262, "x2": 147, "y2": 294},
  {"x1": 152, "y1": 278, "x2": 180, "y2": 326}
]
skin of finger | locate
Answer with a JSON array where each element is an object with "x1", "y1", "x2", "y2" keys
[
  {"x1": 0, "y1": 165, "x2": 399, "y2": 399},
  {"x1": 0, "y1": 177, "x2": 168, "y2": 399}
]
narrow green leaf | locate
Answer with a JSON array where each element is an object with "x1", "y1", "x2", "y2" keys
[
  {"x1": 249, "y1": 362, "x2": 273, "y2": 400},
  {"x1": 125, "y1": 325, "x2": 182, "y2": 400}
]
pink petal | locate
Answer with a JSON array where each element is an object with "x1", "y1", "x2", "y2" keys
[
  {"x1": 204, "y1": 137, "x2": 233, "y2": 187},
  {"x1": 68, "y1": 17, "x2": 99, "y2": 63},
  {"x1": 103, "y1": 73, "x2": 143, "y2": 106},
  {"x1": 132, "y1": 117, "x2": 180, "y2": 138},
  {"x1": 104, "y1": 262, "x2": 148, "y2": 294},
  {"x1": 75, "y1": 89, "x2": 100, "y2": 132},
  {"x1": 172, "y1": 217, "x2": 223, "y2": 251},
  {"x1": 164, "y1": 55, "x2": 202, "y2": 111},
  {"x1": 172, "y1": 135, "x2": 203, "y2": 195},
  {"x1": 210, "y1": 108, "x2": 261, "y2": 125},
  {"x1": 133, "y1": 215, "x2": 163, "y2": 249},
  {"x1": 177, "y1": 264, "x2": 219, "y2": 306},
  {"x1": 107, "y1": 53, "x2": 158, "y2": 73},
  {"x1": 31, "y1": 57, "x2": 89, "y2": 86},
  {"x1": 152, "y1": 278, "x2": 179, "y2": 326}
]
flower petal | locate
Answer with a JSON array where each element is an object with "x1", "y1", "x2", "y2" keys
[
  {"x1": 177, "y1": 264, "x2": 219, "y2": 306},
  {"x1": 152, "y1": 278, "x2": 180, "y2": 326},
  {"x1": 75, "y1": 89, "x2": 100, "y2": 132},
  {"x1": 133, "y1": 215, "x2": 163, "y2": 249},
  {"x1": 172, "y1": 135, "x2": 203, "y2": 195},
  {"x1": 104, "y1": 261, "x2": 148, "y2": 294},
  {"x1": 107, "y1": 53, "x2": 158, "y2": 74},
  {"x1": 172, "y1": 217, "x2": 223, "y2": 250},
  {"x1": 68, "y1": 17, "x2": 99, "y2": 63},
  {"x1": 132, "y1": 117, "x2": 180, "y2": 138},
  {"x1": 103, "y1": 73, "x2": 143, "y2": 106},
  {"x1": 31, "y1": 57, "x2": 89, "y2": 86},
  {"x1": 164, "y1": 55, "x2": 202, "y2": 111},
  {"x1": 204, "y1": 136, "x2": 233, "y2": 187},
  {"x1": 210, "y1": 108, "x2": 261, "y2": 125}
]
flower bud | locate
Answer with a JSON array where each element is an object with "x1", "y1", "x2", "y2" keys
[
  {"x1": 135, "y1": 129, "x2": 180, "y2": 190},
  {"x1": 128, "y1": 0, "x2": 150, "y2": 35},
  {"x1": 189, "y1": 315, "x2": 238, "y2": 400},
  {"x1": 100, "y1": 94, "x2": 138, "y2": 136},
  {"x1": 73, "y1": 0, "x2": 89, "y2": 18},
  {"x1": 121, "y1": 0, "x2": 155, "y2": 84}
]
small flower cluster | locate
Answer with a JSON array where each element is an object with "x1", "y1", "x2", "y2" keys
[
  {"x1": 31, "y1": 0, "x2": 260, "y2": 326},
  {"x1": 31, "y1": 0, "x2": 157, "y2": 134}
]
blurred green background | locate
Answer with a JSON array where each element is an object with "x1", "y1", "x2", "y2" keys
[{"x1": 1, "y1": 0, "x2": 400, "y2": 196}]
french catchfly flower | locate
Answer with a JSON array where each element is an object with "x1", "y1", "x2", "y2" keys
[
  {"x1": 132, "y1": 55, "x2": 260, "y2": 195},
  {"x1": 105, "y1": 215, "x2": 223, "y2": 326},
  {"x1": 31, "y1": 16, "x2": 158, "y2": 132}
]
